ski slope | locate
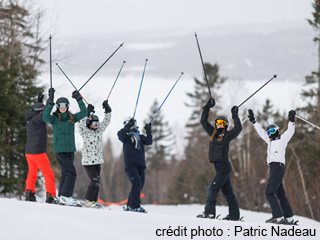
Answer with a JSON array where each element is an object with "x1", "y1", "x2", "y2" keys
[{"x1": 1, "y1": 198, "x2": 319, "y2": 240}]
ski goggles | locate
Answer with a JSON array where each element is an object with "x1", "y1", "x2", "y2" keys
[
  {"x1": 33, "y1": 107, "x2": 44, "y2": 112},
  {"x1": 215, "y1": 119, "x2": 226, "y2": 126},
  {"x1": 91, "y1": 121, "x2": 99, "y2": 127},
  {"x1": 56, "y1": 103, "x2": 69, "y2": 109},
  {"x1": 267, "y1": 127, "x2": 279, "y2": 136}
]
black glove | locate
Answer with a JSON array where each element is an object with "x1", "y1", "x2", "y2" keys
[
  {"x1": 87, "y1": 104, "x2": 94, "y2": 117},
  {"x1": 289, "y1": 110, "x2": 296, "y2": 122},
  {"x1": 231, "y1": 106, "x2": 238, "y2": 119},
  {"x1": 48, "y1": 88, "x2": 55, "y2": 100},
  {"x1": 125, "y1": 118, "x2": 135, "y2": 130},
  {"x1": 144, "y1": 123, "x2": 152, "y2": 134},
  {"x1": 102, "y1": 100, "x2": 112, "y2": 113},
  {"x1": 37, "y1": 92, "x2": 44, "y2": 103},
  {"x1": 248, "y1": 109, "x2": 256, "y2": 123},
  {"x1": 46, "y1": 98, "x2": 54, "y2": 106},
  {"x1": 203, "y1": 98, "x2": 215, "y2": 112},
  {"x1": 72, "y1": 90, "x2": 82, "y2": 102}
]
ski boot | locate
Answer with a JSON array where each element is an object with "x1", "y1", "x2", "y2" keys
[
  {"x1": 222, "y1": 215, "x2": 244, "y2": 221},
  {"x1": 25, "y1": 189, "x2": 36, "y2": 202},
  {"x1": 196, "y1": 212, "x2": 216, "y2": 219},
  {"x1": 83, "y1": 200, "x2": 102, "y2": 209},
  {"x1": 265, "y1": 217, "x2": 284, "y2": 224},
  {"x1": 46, "y1": 192, "x2": 59, "y2": 204}
]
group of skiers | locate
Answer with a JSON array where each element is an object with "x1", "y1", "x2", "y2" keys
[
  {"x1": 24, "y1": 88, "x2": 152, "y2": 212},
  {"x1": 24, "y1": 86, "x2": 298, "y2": 221}
]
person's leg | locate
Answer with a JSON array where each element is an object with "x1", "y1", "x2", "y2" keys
[
  {"x1": 125, "y1": 168, "x2": 142, "y2": 209},
  {"x1": 276, "y1": 180, "x2": 294, "y2": 218},
  {"x1": 37, "y1": 153, "x2": 56, "y2": 196},
  {"x1": 221, "y1": 174, "x2": 239, "y2": 219},
  {"x1": 25, "y1": 154, "x2": 38, "y2": 193},
  {"x1": 265, "y1": 163, "x2": 285, "y2": 218},
  {"x1": 84, "y1": 165, "x2": 101, "y2": 202},
  {"x1": 55, "y1": 152, "x2": 76, "y2": 197}
]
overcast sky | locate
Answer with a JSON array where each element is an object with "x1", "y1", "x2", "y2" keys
[{"x1": 42, "y1": 0, "x2": 314, "y2": 36}]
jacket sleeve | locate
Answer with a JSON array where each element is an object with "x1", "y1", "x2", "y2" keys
[
  {"x1": 117, "y1": 126, "x2": 130, "y2": 143},
  {"x1": 253, "y1": 121, "x2": 270, "y2": 144},
  {"x1": 78, "y1": 117, "x2": 89, "y2": 137},
  {"x1": 31, "y1": 112, "x2": 46, "y2": 125},
  {"x1": 72, "y1": 99, "x2": 88, "y2": 123},
  {"x1": 228, "y1": 116, "x2": 242, "y2": 141},
  {"x1": 141, "y1": 133, "x2": 153, "y2": 146},
  {"x1": 98, "y1": 112, "x2": 111, "y2": 133},
  {"x1": 280, "y1": 121, "x2": 295, "y2": 143},
  {"x1": 200, "y1": 110, "x2": 214, "y2": 136},
  {"x1": 42, "y1": 104, "x2": 55, "y2": 124}
]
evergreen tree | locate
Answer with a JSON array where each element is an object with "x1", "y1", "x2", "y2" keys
[{"x1": 0, "y1": 1, "x2": 45, "y2": 197}]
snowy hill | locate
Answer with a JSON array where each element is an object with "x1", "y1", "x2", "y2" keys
[{"x1": 1, "y1": 198, "x2": 319, "y2": 240}]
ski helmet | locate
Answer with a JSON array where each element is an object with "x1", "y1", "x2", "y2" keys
[
  {"x1": 32, "y1": 102, "x2": 44, "y2": 112},
  {"x1": 215, "y1": 116, "x2": 229, "y2": 129},
  {"x1": 266, "y1": 124, "x2": 280, "y2": 139},
  {"x1": 56, "y1": 97, "x2": 70, "y2": 111},
  {"x1": 123, "y1": 116, "x2": 137, "y2": 128},
  {"x1": 86, "y1": 114, "x2": 99, "y2": 129}
]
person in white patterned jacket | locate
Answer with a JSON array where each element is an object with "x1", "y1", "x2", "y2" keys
[{"x1": 78, "y1": 100, "x2": 111, "y2": 208}]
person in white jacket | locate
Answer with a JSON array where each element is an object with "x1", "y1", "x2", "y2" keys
[
  {"x1": 78, "y1": 100, "x2": 111, "y2": 208},
  {"x1": 248, "y1": 109, "x2": 297, "y2": 225}
]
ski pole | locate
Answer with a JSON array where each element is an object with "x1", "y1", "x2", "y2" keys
[
  {"x1": 49, "y1": 35, "x2": 53, "y2": 89},
  {"x1": 150, "y1": 72, "x2": 184, "y2": 124},
  {"x1": 56, "y1": 63, "x2": 89, "y2": 105},
  {"x1": 242, "y1": 117, "x2": 248, "y2": 125},
  {"x1": 106, "y1": 61, "x2": 126, "y2": 102},
  {"x1": 79, "y1": 42, "x2": 124, "y2": 91},
  {"x1": 195, "y1": 32, "x2": 213, "y2": 102},
  {"x1": 296, "y1": 115, "x2": 320, "y2": 130},
  {"x1": 133, "y1": 59, "x2": 148, "y2": 119},
  {"x1": 237, "y1": 74, "x2": 277, "y2": 108}
]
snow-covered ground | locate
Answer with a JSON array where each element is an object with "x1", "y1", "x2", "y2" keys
[{"x1": 1, "y1": 198, "x2": 319, "y2": 240}]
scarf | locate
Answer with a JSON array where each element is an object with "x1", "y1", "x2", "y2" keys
[{"x1": 127, "y1": 127, "x2": 141, "y2": 149}]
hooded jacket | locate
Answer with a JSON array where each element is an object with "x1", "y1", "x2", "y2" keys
[
  {"x1": 253, "y1": 121, "x2": 295, "y2": 165},
  {"x1": 42, "y1": 99, "x2": 87, "y2": 153},
  {"x1": 25, "y1": 109, "x2": 47, "y2": 154},
  {"x1": 117, "y1": 126, "x2": 152, "y2": 170},
  {"x1": 201, "y1": 109, "x2": 242, "y2": 163},
  {"x1": 78, "y1": 113, "x2": 111, "y2": 165}
]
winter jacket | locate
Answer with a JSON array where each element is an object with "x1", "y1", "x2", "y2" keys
[
  {"x1": 42, "y1": 99, "x2": 87, "y2": 153},
  {"x1": 253, "y1": 121, "x2": 295, "y2": 165},
  {"x1": 201, "y1": 110, "x2": 242, "y2": 163},
  {"x1": 78, "y1": 113, "x2": 111, "y2": 165},
  {"x1": 117, "y1": 126, "x2": 152, "y2": 170},
  {"x1": 25, "y1": 109, "x2": 47, "y2": 154}
]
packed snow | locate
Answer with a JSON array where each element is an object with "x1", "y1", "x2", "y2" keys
[{"x1": 1, "y1": 198, "x2": 319, "y2": 240}]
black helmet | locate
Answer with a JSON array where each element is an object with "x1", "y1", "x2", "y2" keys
[
  {"x1": 56, "y1": 97, "x2": 69, "y2": 105},
  {"x1": 32, "y1": 102, "x2": 44, "y2": 112},
  {"x1": 266, "y1": 124, "x2": 280, "y2": 139},
  {"x1": 86, "y1": 114, "x2": 100, "y2": 129},
  {"x1": 215, "y1": 116, "x2": 229, "y2": 129}
]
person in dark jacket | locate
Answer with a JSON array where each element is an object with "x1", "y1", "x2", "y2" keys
[
  {"x1": 42, "y1": 88, "x2": 87, "y2": 207},
  {"x1": 25, "y1": 92, "x2": 58, "y2": 203},
  {"x1": 117, "y1": 117, "x2": 152, "y2": 213},
  {"x1": 197, "y1": 98, "x2": 242, "y2": 220}
]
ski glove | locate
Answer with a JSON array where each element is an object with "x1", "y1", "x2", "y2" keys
[
  {"x1": 72, "y1": 90, "x2": 82, "y2": 102},
  {"x1": 37, "y1": 92, "x2": 44, "y2": 103},
  {"x1": 203, "y1": 98, "x2": 215, "y2": 112},
  {"x1": 289, "y1": 110, "x2": 296, "y2": 122},
  {"x1": 102, "y1": 100, "x2": 112, "y2": 113},
  {"x1": 46, "y1": 98, "x2": 54, "y2": 106},
  {"x1": 48, "y1": 88, "x2": 55, "y2": 101},
  {"x1": 125, "y1": 118, "x2": 135, "y2": 130},
  {"x1": 248, "y1": 109, "x2": 256, "y2": 123},
  {"x1": 144, "y1": 123, "x2": 152, "y2": 134},
  {"x1": 87, "y1": 104, "x2": 95, "y2": 117},
  {"x1": 231, "y1": 106, "x2": 239, "y2": 119}
]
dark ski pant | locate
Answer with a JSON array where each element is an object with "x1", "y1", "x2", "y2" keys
[
  {"x1": 205, "y1": 161, "x2": 239, "y2": 219},
  {"x1": 266, "y1": 162, "x2": 293, "y2": 219},
  {"x1": 125, "y1": 167, "x2": 145, "y2": 209},
  {"x1": 84, "y1": 164, "x2": 101, "y2": 202},
  {"x1": 55, "y1": 152, "x2": 76, "y2": 197}
]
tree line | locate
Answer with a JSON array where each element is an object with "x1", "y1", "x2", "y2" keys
[{"x1": 0, "y1": 0, "x2": 319, "y2": 221}]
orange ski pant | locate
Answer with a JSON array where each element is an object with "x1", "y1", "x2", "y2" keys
[{"x1": 25, "y1": 153, "x2": 56, "y2": 196}]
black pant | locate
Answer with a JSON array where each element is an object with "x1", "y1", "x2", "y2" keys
[
  {"x1": 125, "y1": 168, "x2": 145, "y2": 209},
  {"x1": 84, "y1": 164, "x2": 101, "y2": 202},
  {"x1": 266, "y1": 162, "x2": 293, "y2": 218},
  {"x1": 205, "y1": 161, "x2": 239, "y2": 218},
  {"x1": 55, "y1": 152, "x2": 76, "y2": 197}
]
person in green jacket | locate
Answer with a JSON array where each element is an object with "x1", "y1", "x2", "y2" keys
[{"x1": 42, "y1": 88, "x2": 87, "y2": 207}]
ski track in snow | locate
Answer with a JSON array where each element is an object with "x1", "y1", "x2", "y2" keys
[{"x1": 1, "y1": 198, "x2": 319, "y2": 240}]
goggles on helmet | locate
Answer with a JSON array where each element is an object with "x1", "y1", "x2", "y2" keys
[
  {"x1": 215, "y1": 119, "x2": 226, "y2": 126},
  {"x1": 91, "y1": 121, "x2": 99, "y2": 127},
  {"x1": 267, "y1": 127, "x2": 279, "y2": 136},
  {"x1": 33, "y1": 107, "x2": 44, "y2": 112},
  {"x1": 56, "y1": 103, "x2": 69, "y2": 109}
]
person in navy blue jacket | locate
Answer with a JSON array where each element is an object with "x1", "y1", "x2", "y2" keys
[{"x1": 117, "y1": 117, "x2": 152, "y2": 213}]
